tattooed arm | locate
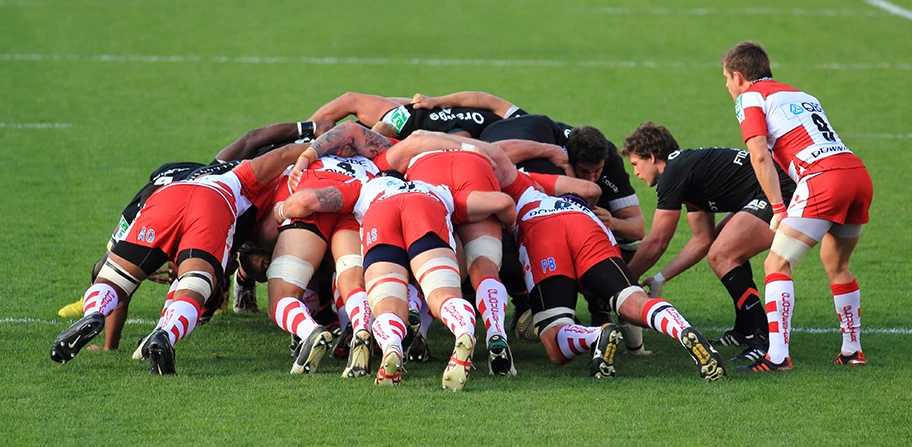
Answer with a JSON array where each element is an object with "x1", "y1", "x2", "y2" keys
[
  {"x1": 281, "y1": 186, "x2": 345, "y2": 219},
  {"x1": 309, "y1": 121, "x2": 393, "y2": 159}
]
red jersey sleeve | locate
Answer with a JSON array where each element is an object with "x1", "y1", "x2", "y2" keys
[
  {"x1": 527, "y1": 172, "x2": 559, "y2": 195},
  {"x1": 736, "y1": 92, "x2": 769, "y2": 143},
  {"x1": 233, "y1": 161, "x2": 268, "y2": 198},
  {"x1": 334, "y1": 179, "x2": 363, "y2": 214},
  {"x1": 373, "y1": 151, "x2": 392, "y2": 171},
  {"x1": 502, "y1": 171, "x2": 538, "y2": 201}
]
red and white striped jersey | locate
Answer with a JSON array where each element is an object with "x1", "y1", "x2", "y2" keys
[
  {"x1": 736, "y1": 80, "x2": 864, "y2": 181},
  {"x1": 338, "y1": 176, "x2": 455, "y2": 224},
  {"x1": 171, "y1": 161, "x2": 266, "y2": 219},
  {"x1": 308, "y1": 155, "x2": 381, "y2": 181}
]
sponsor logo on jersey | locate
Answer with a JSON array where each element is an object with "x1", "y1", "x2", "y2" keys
[
  {"x1": 789, "y1": 103, "x2": 805, "y2": 116},
  {"x1": 114, "y1": 216, "x2": 130, "y2": 240},
  {"x1": 735, "y1": 96, "x2": 745, "y2": 123},
  {"x1": 383, "y1": 106, "x2": 411, "y2": 133},
  {"x1": 810, "y1": 145, "x2": 849, "y2": 159}
]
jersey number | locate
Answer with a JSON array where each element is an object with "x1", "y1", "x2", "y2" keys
[
  {"x1": 541, "y1": 257, "x2": 556, "y2": 273},
  {"x1": 811, "y1": 113, "x2": 836, "y2": 142}
]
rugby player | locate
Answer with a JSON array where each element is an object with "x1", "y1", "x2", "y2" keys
[
  {"x1": 55, "y1": 121, "x2": 318, "y2": 350},
  {"x1": 50, "y1": 142, "x2": 312, "y2": 375},
  {"x1": 426, "y1": 133, "x2": 728, "y2": 381},
  {"x1": 620, "y1": 122, "x2": 796, "y2": 361},
  {"x1": 281, "y1": 162, "x2": 516, "y2": 390},
  {"x1": 722, "y1": 41, "x2": 873, "y2": 371}
]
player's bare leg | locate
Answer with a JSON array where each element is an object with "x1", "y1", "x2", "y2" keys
[
  {"x1": 706, "y1": 211, "x2": 775, "y2": 360},
  {"x1": 820, "y1": 230, "x2": 866, "y2": 366},
  {"x1": 267, "y1": 228, "x2": 332, "y2": 374},
  {"x1": 412, "y1": 247, "x2": 476, "y2": 391},
  {"x1": 457, "y1": 216, "x2": 515, "y2": 376},
  {"x1": 331, "y1": 229, "x2": 372, "y2": 378}
]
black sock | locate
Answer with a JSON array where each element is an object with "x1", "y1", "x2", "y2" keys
[{"x1": 721, "y1": 265, "x2": 765, "y2": 335}]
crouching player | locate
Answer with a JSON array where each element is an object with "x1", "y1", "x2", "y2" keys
[
  {"x1": 281, "y1": 168, "x2": 515, "y2": 390},
  {"x1": 434, "y1": 133, "x2": 729, "y2": 381},
  {"x1": 50, "y1": 144, "x2": 310, "y2": 374}
]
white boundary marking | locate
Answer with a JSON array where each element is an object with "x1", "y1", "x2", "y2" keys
[
  {"x1": 1, "y1": 53, "x2": 910, "y2": 71},
  {"x1": 4, "y1": 317, "x2": 910, "y2": 334},
  {"x1": 594, "y1": 7, "x2": 885, "y2": 17},
  {"x1": 866, "y1": 0, "x2": 912, "y2": 21},
  {"x1": 0, "y1": 122, "x2": 73, "y2": 129},
  {"x1": 845, "y1": 132, "x2": 912, "y2": 139}
]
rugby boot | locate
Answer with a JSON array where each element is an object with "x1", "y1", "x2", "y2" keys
[
  {"x1": 290, "y1": 334, "x2": 302, "y2": 357},
  {"x1": 442, "y1": 333, "x2": 475, "y2": 392},
  {"x1": 680, "y1": 327, "x2": 728, "y2": 381},
  {"x1": 291, "y1": 326, "x2": 332, "y2": 374},
  {"x1": 401, "y1": 309, "x2": 421, "y2": 351},
  {"x1": 711, "y1": 329, "x2": 753, "y2": 347},
  {"x1": 731, "y1": 330, "x2": 769, "y2": 362},
  {"x1": 375, "y1": 345, "x2": 403, "y2": 387},
  {"x1": 737, "y1": 354, "x2": 792, "y2": 372},
  {"x1": 508, "y1": 302, "x2": 529, "y2": 335},
  {"x1": 57, "y1": 298, "x2": 84, "y2": 318},
  {"x1": 406, "y1": 332, "x2": 431, "y2": 363},
  {"x1": 342, "y1": 329, "x2": 372, "y2": 378},
  {"x1": 50, "y1": 312, "x2": 105, "y2": 363},
  {"x1": 588, "y1": 324, "x2": 621, "y2": 379},
  {"x1": 832, "y1": 351, "x2": 866, "y2": 366},
  {"x1": 232, "y1": 274, "x2": 258, "y2": 313},
  {"x1": 147, "y1": 329, "x2": 176, "y2": 375},
  {"x1": 487, "y1": 334, "x2": 516, "y2": 376},
  {"x1": 331, "y1": 323, "x2": 353, "y2": 360},
  {"x1": 132, "y1": 333, "x2": 151, "y2": 360}
]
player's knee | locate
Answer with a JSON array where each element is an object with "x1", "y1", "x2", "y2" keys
[
  {"x1": 769, "y1": 232, "x2": 812, "y2": 272},
  {"x1": 335, "y1": 254, "x2": 364, "y2": 286},
  {"x1": 465, "y1": 235, "x2": 503, "y2": 272},
  {"x1": 96, "y1": 257, "x2": 142, "y2": 297},
  {"x1": 266, "y1": 255, "x2": 315, "y2": 290},
  {"x1": 176, "y1": 271, "x2": 214, "y2": 302},
  {"x1": 415, "y1": 257, "x2": 462, "y2": 298}
]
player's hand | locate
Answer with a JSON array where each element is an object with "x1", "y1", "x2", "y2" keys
[
  {"x1": 547, "y1": 150, "x2": 571, "y2": 175},
  {"x1": 641, "y1": 275, "x2": 665, "y2": 298},
  {"x1": 769, "y1": 202, "x2": 786, "y2": 231},
  {"x1": 274, "y1": 201, "x2": 287, "y2": 225},
  {"x1": 592, "y1": 206, "x2": 613, "y2": 227},
  {"x1": 410, "y1": 93, "x2": 438, "y2": 109},
  {"x1": 86, "y1": 344, "x2": 107, "y2": 351},
  {"x1": 147, "y1": 262, "x2": 176, "y2": 284},
  {"x1": 289, "y1": 155, "x2": 311, "y2": 191}
]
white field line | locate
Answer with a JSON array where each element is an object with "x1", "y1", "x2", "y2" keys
[
  {"x1": 594, "y1": 7, "x2": 885, "y2": 17},
  {"x1": 845, "y1": 132, "x2": 912, "y2": 139},
  {"x1": 1, "y1": 53, "x2": 911, "y2": 71},
  {"x1": 0, "y1": 122, "x2": 73, "y2": 129},
  {"x1": 3, "y1": 317, "x2": 910, "y2": 334},
  {"x1": 866, "y1": 0, "x2": 912, "y2": 21}
]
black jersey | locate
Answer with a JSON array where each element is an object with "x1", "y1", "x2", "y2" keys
[
  {"x1": 380, "y1": 104, "x2": 503, "y2": 139},
  {"x1": 479, "y1": 114, "x2": 571, "y2": 145},
  {"x1": 656, "y1": 148, "x2": 796, "y2": 213}
]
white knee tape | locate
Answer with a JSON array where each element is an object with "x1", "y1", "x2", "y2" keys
[
  {"x1": 464, "y1": 235, "x2": 503, "y2": 269},
  {"x1": 335, "y1": 254, "x2": 363, "y2": 276},
  {"x1": 266, "y1": 255, "x2": 315, "y2": 289},
  {"x1": 771, "y1": 232, "x2": 813, "y2": 270},
  {"x1": 533, "y1": 307, "x2": 576, "y2": 335},
  {"x1": 613, "y1": 285, "x2": 643, "y2": 313},
  {"x1": 97, "y1": 258, "x2": 141, "y2": 295},
  {"x1": 177, "y1": 271, "x2": 214, "y2": 299},
  {"x1": 415, "y1": 257, "x2": 462, "y2": 295},
  {"x1": 366, "y1": 273, "x2": 409, "y2": 308}
]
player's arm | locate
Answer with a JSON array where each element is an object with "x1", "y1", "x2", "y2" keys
[
  {"x1": 656, "y1": 210, "x2": 716, "y2": 281},
  {"x1": 411, "y1": 91, "x2": 519, "y2": 118},
  {"x1": 386, "y1": 97, "x2": 412, "y2": 105},
  {"x1": 215, "y1": 122, "x2": 306, "y2": 162},
  {"x1": 402, "y1": 131, "x2": 521, "y2": 188},
  {"x1": 495, "y1": 139, "x2": 571, "y2": 175},
  {"x1": 247, "y1": 142, "x2": 312, "y2": 185},
  {"x1": 592, "y1": 205, "x2": 647, "y2": 242},
  {"x1": 308, "y1": 92, "x2": 401, "y2": 127},
  {"x1": 465, "y1": 191, "x2": 516, "y2": 230},
  {"x1": 745, "y1": 135, "x2": 785, "y2": 229},
  {"x1": 626, "y1": 209, "x2": 680, "y2": 279},
  {"x1": 309, "y1": 121, "x2": 393, "y2": 159},
  {"x1": 280, "y1": 186, "x2": 346, "y2": 219},
  {"x1": 548, "y1": 175, "x2": 601, "y2": 205}
]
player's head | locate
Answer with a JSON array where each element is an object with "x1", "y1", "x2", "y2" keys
[
  {"x1": 377, "y1": 169, "x2": 406, "y2": 181},
  {"x1": 620, "y1": 122, "x2": 678, "y2": 188},
  {"x1": 566, "y1": 126, "x2": 609, "y2": 183},
  {"x1": 238, "y1": 244, "x2": 273, "y2": 283},
  {"x1": 721, "y1": 40, "x2": 773, "y2": 101},
  {"x1": 558, "y1": 192, "x2": 590, "y2": 210}
]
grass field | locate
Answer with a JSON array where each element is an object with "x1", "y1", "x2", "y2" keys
[{"x1": 2, "y1": 0, "x2": 912, "y2": 445}]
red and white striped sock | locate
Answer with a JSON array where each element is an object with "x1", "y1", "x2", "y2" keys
[
  {"x1": 333, "y1": 280, "x2": 350, "y2": 329},
  {"x1": 154, "y1": 281, "x2": 180, "y2": 330},
  {"x1": 476, "y1": 277, "x2": 508, "y2": 345},
  {"x1": 82, "y1": 283, "x2": 119, "y2": 316},
  {"x1": 438, "y1": 297, "x2": 476, "y2": 338},
  {"x1": 555, "y1": 324, "x2": 601, "y2": 360},
  {"x1": 765, "y1": 273, "x2": 795, "y2": 363},
  {"x1": 832, "y1": 279, "x2": 862, "y2": 355},
  {"x1": 160, "y1": 297, "x2": 201, "y2": 346},
  {"x1": 271, "y1": 296, "x2": 318, "y2": 339},
  {"x1": 301, "y1": 289, "x2": 320, "y2": 315},
  {"x1": 344, "y1": 288, "x2": 371, "y2": 333},
  {"x1": 641, "y1": 298, "x2": 692, "y2": 341},
  {"x1": 371, "y1": 313, "x2": 406, "y2": 355}
]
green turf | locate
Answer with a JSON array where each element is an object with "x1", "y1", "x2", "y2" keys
[{"x1": 2, "y1": 0, "x2": 911, "y2": 445}]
